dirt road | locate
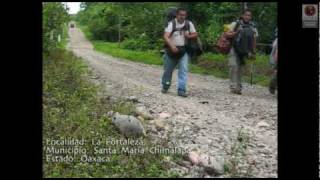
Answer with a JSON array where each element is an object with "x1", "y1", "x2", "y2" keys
[{"x1": 67, "y1": 25, "x2": 277, "y2": 177}]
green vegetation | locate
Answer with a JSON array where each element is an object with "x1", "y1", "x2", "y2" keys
[
  {"x1": 57, "y1": 25, "x2": 69, "y2": 49},
  {"x1": 43, "y1": 2, "x2": 70, "y2": 52},
  {"x1": 94, "y1": 41, "x2": 163, "y2": 65}
]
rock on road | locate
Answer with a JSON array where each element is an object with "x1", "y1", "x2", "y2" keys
[{"x1": 67, "y1": 24, "x2": 277, "y2": 178}]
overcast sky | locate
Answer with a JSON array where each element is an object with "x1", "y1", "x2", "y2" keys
[{"x1": 64, "y1": 2, "x2": 81, "y2": 15}]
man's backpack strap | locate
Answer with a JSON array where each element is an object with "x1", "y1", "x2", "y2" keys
[
  {"x1": 184, "y1": 20, "x2": 190, "y2": 31},
  {"x1": 169, "y1": 20, "x2": 176, "y2": 37}
]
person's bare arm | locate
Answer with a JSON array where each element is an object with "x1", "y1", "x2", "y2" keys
[
  {"x1": 185, "y1": 32, "x2": 198, "y2": 39},
  {"x1": 163, "y1": 32, "x2": 178, "y2": 53},
  {"x1": 253, "y1": 36, "x2": 257, "y2": 53},
  {"x1": 224, "y1": 31, "x2": 237, "y2": 39}
]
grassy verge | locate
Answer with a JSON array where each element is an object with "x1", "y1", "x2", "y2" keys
[
  {"x1": 43, "y1": 49, "x2": 182, "y2": 178},
  {"x1": 79, "y1": 24, "x2": 272, "y2": 87},
  {"x1": 94, "y1": 41, "x2": 163, "y2": 65}
]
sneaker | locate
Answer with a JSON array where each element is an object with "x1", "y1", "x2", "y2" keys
[
  {"x1": 178, "y1": 90, "x2": 188, "y2": 97},
  {"x1": 269, "y1": 87, "x2": 276, "y2": 94},
  {"x1": 161, "y1": 88, "x2": 168, "y2": 94},
  {"x1": 230, "y1": 89, "x2": 242, "y2": 95}
]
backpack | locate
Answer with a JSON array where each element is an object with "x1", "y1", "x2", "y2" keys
[
  {"x1": 233, "y1": 20, "x2": 255, "y2": 58},
  {"x1": 182, "y1": 20, "x2": 203, "y2": 57},
  {"x1": 216, "y1": 33, "x2": 232, "y2": 54},
  {"x1": 165, "y1": 7, "x2": 177, "y2": 27},
  {"x1": 216, "y1": 23, "x2": 240, "y2": 54}
]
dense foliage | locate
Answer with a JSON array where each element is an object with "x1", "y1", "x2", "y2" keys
[
  {"x1": 43, "y1": 2, "x2": 70, "y2": 52},
  {"x1": 76, "y1": 2, "x2": 277, "y2": 52}
]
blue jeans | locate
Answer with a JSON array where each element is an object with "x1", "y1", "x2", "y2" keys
[{"x1": 161, "y1": 52, "x2": 189, "y2": 92}]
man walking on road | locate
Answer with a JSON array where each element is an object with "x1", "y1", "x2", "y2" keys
[
  {"x1": 225, "y1": 9, "x2": 258, "y2": 95},
  {"x1": 161, "y1": 8, "x2": 198, "y2": 97}
]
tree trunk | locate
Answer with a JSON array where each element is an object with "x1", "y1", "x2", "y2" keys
[{"x1": 242, "y1": 2, "x2": 248, "y2": 11}]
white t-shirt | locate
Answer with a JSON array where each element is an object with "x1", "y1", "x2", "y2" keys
[{"x1": 165, "y1": 18, "x2": 196, "y2": 46}]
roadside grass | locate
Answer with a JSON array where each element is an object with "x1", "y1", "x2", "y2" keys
[
  {"x1": 78, "y1": 24, "x2": 272, "y2": 87},
  {"x1": 94, "y1": 41, "x2": 163, "y2": 66}
]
